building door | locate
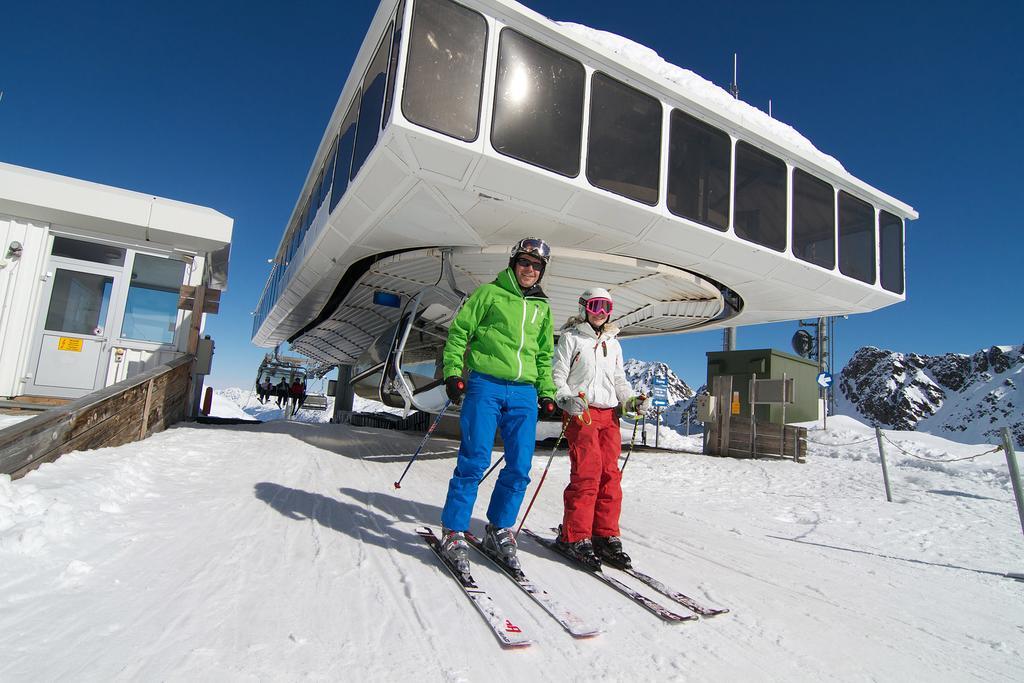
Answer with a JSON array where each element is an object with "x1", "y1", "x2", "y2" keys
[{"x1": 24, "y1": 261, "x2": 123, "y2": 398}]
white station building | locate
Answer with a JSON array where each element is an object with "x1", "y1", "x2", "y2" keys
[
  {"x1": 0, "y1": 162, "x2": 233, "y2": 401},
  {"x1": 250, "y1": 0, "x2": 917, "y2": 414}
]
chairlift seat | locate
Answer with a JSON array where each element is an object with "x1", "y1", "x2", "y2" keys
[{"x1": 303, "y1": 394, "x2": 329, "y2": 410}]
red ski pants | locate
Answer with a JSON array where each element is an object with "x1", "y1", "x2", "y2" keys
[{"x1": 560, "y1": 407, "x2": 622, "y2": 543}]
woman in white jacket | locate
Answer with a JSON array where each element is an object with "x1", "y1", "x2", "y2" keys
[{"x1": 552, "y1": 287, "x2": 650, "y2": 570}]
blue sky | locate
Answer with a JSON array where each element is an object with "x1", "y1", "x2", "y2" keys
[{"x1": 2, "y1": 0, "x2": 1020, "y2": 391}]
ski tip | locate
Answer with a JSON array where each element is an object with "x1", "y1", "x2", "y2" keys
[{"x1": 570, "y1": 630, "x2": 604, "y2": 639}]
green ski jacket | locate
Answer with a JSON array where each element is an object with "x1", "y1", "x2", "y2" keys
[{"x1": 442, "y1": 267, "x2": 556, "y2": 398}]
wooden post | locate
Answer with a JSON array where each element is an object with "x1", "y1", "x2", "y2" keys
[
  {"x1": 186, "y1": 284, "x2": 207, "y2": 417},
  {"x1": 139, "y1": 378, "x2": 155, "y2": 439},
  {"x1": 186, "y1": 284, "x2": 207, "y2": 355},
  {"x1": 720, "y1": 375, "x2": 732, "y2": 457}
]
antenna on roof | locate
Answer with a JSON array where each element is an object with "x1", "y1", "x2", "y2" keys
[
  {"x1": 0, "y1": 91, "x2": 5, "y2": 105},
  {"x1": 730, "y1": 53, "x2": 739, "y2": 100},
  {"x1": 768, "y1": 99, "x2": 772, "y2": 117}
]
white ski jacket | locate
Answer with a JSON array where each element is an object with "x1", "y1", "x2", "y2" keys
[{"x1": 552, "y1": 318, "x2": 633, "y2": 409}]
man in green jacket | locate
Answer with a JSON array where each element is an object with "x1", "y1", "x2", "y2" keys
[{"x1": 439, "y1": 237, "x2": 557, "y2": 576}]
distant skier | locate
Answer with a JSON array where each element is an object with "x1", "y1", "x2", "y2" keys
[
  {"x1": 438, "y1": 237, "x2": 558, "y2": 576},
  {"x1": 552, "y1": 287, "x2": 651, "y2": 570},
  {"x1": 290, "y1": 379, "x2": 306, "y2": 411},
  {"x1": 275, "y1": 379, "x2": 289, "y2": 408}
]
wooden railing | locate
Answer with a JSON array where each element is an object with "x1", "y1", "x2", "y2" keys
[
  {"x1": 704, "y1": 374, "x2": 807, "y2": 462},
  {"x1": 0, "y1": 356, "x2": 193, "y2": 479}
]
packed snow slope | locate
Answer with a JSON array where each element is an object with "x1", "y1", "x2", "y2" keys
[{"x1": 2, "y1": 410, "x2": 1022, "y2": 680}]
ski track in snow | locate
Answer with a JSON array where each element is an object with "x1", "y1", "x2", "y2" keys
[{"x1": 1, "y1": 408, "x2": 1023, "y2": 680}]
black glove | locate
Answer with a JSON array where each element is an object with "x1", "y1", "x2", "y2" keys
[
  {"x1": 539, "y1": 396, "x2": 557, "y2": 418},
  {"x1": 445, "y1": 376, "x2": 466, "y2": 403}
]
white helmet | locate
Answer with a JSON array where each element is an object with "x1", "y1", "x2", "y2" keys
[{"x1": 578, "y1": 287, "x2": 613, "y2": 319}]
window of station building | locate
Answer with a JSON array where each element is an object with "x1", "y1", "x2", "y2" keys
[
  {"x1": 734, "y1": 141, "x2": 787, "y2": 252},
  {"x1": 792, "y1": 168, "x2": 835, "y2": 269},
  {"x1": 352, "y1": 23, "x2": 394, "y2": 181},
  {"x1": 382, "y1": 0, "x2": 406, "y2": 131},
  {"x1": 330, "y1": 94, "x2": 361, "y2": 213},
  {"x1": 586, "y1": 72, "x2": 661, "y2": 205},
  {"x1": 667, "y1": 109, "x2": 730, "y2": 231},
  {"x1": 838, "y1": 191, "x2": 876, "y2": 284},
  {"x1": 304, "y1": 190, "x2": 314, "y2": 227},
  {"x1": 120, "y1": 254, "x2": 187, "y2": 344},
  {"x1": 51, "y1": 236, "x2": 126, "y2": 266},
  {"x1": 402, "y1": 0, "x2": 487, "y2": 142},
  {"x1": 313, "y1": 167, "x2": 325, "y2": 214},
  {"x1": 491, "y1": 29, "x2": 585, "y2": 177},
  {"x1": 879, "y1": 210, "x2": 904, "y2": 294},
  {"x1": 318, "y1": 138, "x2": 337, "y2": 215}
]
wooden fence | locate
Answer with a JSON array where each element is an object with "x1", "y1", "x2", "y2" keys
[
  {"x1": 0, "y1": 356, "x2": 193, "y2": 479},
  {"x1": 705, "y1": 374, "x2": 807, "y2": 462}
]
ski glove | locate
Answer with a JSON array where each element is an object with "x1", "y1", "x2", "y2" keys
[
  {"x1": 445, "y1": 376, "x2": 466, "y2": 403},
  {"x1": 624, "y1": 394, "x2": 652, "y2": 415},
  {"x1": 539, "y1": 397, "x2": 557, "y2": 418},
  {"x1": 557, "y1": 394, "x2": 588, "y2": 416}
]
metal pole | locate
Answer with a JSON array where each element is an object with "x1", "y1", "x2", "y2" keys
[
  {"x1": 874, "y1": 427, "x2": 893, "y2": 502},
  {"x1": 515, "y1": 419, "x2": 571, "y2": 538},
  {"x1": 1001, "y1": 428, "x2": 1024, "y2": 538},
  {"x1": 620, "y1": 417, "x2": 641, "y2": 474},
  {"x1": 479, "y1": 454, "x2": 504, "y2": 485},
  {"x1": 818, "y1": 317, "x2": 826, "y2": 431},
  {"x1": 393, "y1": 399, "x2": 452, "y2": 489}
]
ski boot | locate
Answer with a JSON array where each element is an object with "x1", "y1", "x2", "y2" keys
[
  {"x1": 483, "y1": 524, "x2": 524, "y2": 579},
  {"x1": 593, "y1": 535, "x2": 632, "y2": 569},
  {"x1": 554, "y1": 526, "x2": 602, "y2": 571},
  {"x1": 440, "y1": 528, "x2": 472, "y2": 578}
]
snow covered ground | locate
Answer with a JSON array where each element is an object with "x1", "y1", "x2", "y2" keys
[{"x1": 1, "y1": 403, "x2": 1022, "y2": 679}]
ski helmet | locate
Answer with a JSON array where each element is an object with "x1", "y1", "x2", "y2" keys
[
  {"x1": 579, "y1": 286, "x2": 613, "y2": 319},
  {"x1": 509, "y1": 237, "x2": 551, "y2": 282}
]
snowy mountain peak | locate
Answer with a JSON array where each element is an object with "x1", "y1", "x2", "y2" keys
[
  {"x1": 622, "y1": 359, "x2": 695, "y2": 406},
  {"x1": 838, "y1": 344, "x2": 1023, "y2": 447}
]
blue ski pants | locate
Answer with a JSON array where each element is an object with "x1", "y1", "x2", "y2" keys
[{"x1": 441, "y1": 372, "x2": 538, "y2": 531}]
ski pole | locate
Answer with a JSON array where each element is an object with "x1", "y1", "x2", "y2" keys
[
  {"x1": 479, "y1": 454, "x2": 504, "y2": 485},
  {"x1": 620, "y1": 415, "x2": 641, "y2": 474},
  {"x1": 619, "y1": 394, "x2": 647, "y2": 475},
  {"x1": 515, "y1": 393, "x2": 587, "y2": 538},
  {"x1": 394, "y1": 398, "x2": 453, "y2": 490}
]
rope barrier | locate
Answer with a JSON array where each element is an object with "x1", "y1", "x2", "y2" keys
[
  {"x1": 881, "y1": 433, "x2": 1003, "y2": 463},
  {"x1": 805, "y1": 431, "x2": 1003, "y2": 462},
  {"x1": 805, "y1": 436, "x2": 877, "y2": 447}
]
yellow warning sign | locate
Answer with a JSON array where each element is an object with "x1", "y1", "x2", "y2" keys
[
  {"x1": 58, "y1": 337, "x2": 83, "y2": 352},
  {"x1": 731, "y1": 391, "x2": 741, "y2": 415}
]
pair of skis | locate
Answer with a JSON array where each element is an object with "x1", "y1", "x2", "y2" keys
[
  {"x1": 417, "y1": 526, "x2": 727, "y2": 648},
  {"x1": 415, "y1": 527, "x2": 597, "y2": 647}
]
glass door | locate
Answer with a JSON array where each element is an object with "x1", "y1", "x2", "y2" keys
[{"x1": 25, "y1": 261, "x2": 124, "y2": 397}]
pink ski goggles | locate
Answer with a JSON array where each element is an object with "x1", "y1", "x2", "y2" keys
[{"x1": 582, "y1": 297, "x2": 613, "y2": 316}]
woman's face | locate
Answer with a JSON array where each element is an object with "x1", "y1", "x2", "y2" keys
[{"x1": 586, "y1": 309, "x2": 608, "y2": 327}]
